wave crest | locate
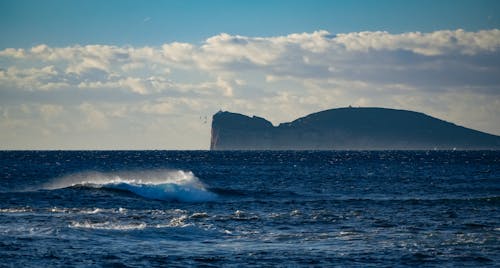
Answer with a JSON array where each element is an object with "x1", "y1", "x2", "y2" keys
[{"x1": 44, "y1": 170, "x2": 217, "y2": 202}]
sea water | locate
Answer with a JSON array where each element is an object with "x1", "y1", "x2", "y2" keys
[{"x1": 0, "y1": 151, "x2": 498, "y2": 267}]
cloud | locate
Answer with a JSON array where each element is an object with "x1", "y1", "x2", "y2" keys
[
  {"x1": 1, "y1": 29, "x2": 499, "y2": 148},
  {"x1": 39, "y1": 104, "x2": 63, "y2": 121},
  {"x1": 161, "y1": 42, "x2": 195, "y2": 64},
  {"x1": 199, "y1": 33, "x2": 284, "y2": 66},
  {"x1": 0, "y1": 48, "x2": 26, "y2": 58},
  {"x1": 78, "y1": 103, "x2": 109, "y2": 130},
  {"x1": 0, "y1": 65, "x2": 61, "y2": 90},
  {"x1": 2, "y1": 29, "x2": 499, "y2": 94},
  {"x1": 332, "y1": 29, "x2": 500, "y2": 55}
]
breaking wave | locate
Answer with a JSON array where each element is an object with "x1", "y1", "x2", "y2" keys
[{"x1": 44, "y1": 170, "x2": 217, "y2": 202}]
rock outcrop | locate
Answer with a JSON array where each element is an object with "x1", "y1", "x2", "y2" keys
[{"x1": 210, "y1": 107, "x2": 500, "y2": 150}]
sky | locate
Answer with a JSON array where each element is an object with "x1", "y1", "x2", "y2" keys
[{"x1": 1, "y1": 0, "x2": 500, "y2": 149}]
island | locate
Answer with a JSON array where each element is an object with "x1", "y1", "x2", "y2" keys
[{"x1": 210, "y1": 107, "x2": 500, "y2": 150}]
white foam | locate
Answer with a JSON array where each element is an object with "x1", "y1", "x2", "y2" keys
[
  {"x1": 44, "y1": 169, "x2": 217, "y2": 202},
  {"x1": 0, "y1": 225, "x2": 55, "y2": 236},
  {"x1": 190, "y1": 212, "x2": 209, "y2": 219},
  {"x1": 69, "y1": 221, "x2": 147, "y2": 231},
  {"x1": 48, "y1": 207, "x2": 113, "y2": 214},
  {"x1": 158, "y1": 215, "x2": 192, "y2": 228},
  {"x1": 0, "y1": 207, "x2": 32, "y2": 213}
]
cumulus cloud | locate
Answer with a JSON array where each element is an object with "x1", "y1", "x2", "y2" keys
[
  {"x1": 332, "y1": 29, "x2": 500, "y2": 55},
  {"x1": 2, "y1": 29, "x2": 499, "y2": 94},
  {"x1": 1, "y1": 29, "x2": 499, "y2": 148},
  {"x1": 0, "y1": 48, "x2": 26, "y2": 58}
]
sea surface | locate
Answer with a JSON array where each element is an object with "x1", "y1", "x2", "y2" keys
[{"x1": 0, "y1": 150, "x2": 498, "y2": 267}]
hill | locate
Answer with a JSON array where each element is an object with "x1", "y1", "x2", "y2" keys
[{"x1": 210, "y1": 107, "x2": 500, "y2": 150}]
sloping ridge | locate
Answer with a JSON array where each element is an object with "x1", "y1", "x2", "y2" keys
[{"x1": 210, "y1": 107, "x2": 500, "y2": 150}]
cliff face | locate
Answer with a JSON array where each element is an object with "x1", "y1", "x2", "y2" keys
[
  {"x1": 210, "y1": 107, "x2": 500, "y2": 150},
  {"x1": 210, "y1": 111, "x2": 274, "y2": 150}
]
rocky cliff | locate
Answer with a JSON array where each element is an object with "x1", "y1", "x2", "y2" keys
[{"x1": 210, "y1": 107, "x2": 500, "y2": 150}]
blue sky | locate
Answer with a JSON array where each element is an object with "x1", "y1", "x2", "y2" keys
[
  {"x1": 1, "y1": 1, "x2": 500, "y2": 149},
  {"x1": 1, "y1": 0, "x2": 499, "y2": 48}
]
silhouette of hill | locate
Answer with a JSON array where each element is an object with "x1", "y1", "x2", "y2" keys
[{"x1": 210, "y1": 107, "x2": 500, "y2": 150}]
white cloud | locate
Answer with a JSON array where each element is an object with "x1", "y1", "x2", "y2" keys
[
  {"x1": 199, "y1": 33, "x2": 285, "y2": 66},
  {"x1": 141, "y1": 101, "x2": 174, "y2": 115},
  {"x1": 215, "y1": 76, "x2": 234, "y2": 97},
  {"x1": 119, "y1": 77, "x2": 149, "y2": 95},
  {"x1": 2, "y1": 29, "x2": 498, "y2": 94},
  {"x1": 333, "y1": 29, "x2": 500, "y2": 55},
  {"x1": 66, "y1": 56, "x2": 110, "y2": 74},
  {"x1": 0, "y1": 29, "x2": 499, "y2": 148},
  {"x1": 161, "y1": 42, "x2": 195, "y2": 63},
  {"x1": 0, "y1": 48, "x2": 26, "y2": 58},
  {"x1": 0, "y1": 65, "x2": 60, "y2": 90}
]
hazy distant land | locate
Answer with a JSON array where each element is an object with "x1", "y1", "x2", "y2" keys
[{"x1": 210, "y1": 107, "x2": 500, "y2": 150}]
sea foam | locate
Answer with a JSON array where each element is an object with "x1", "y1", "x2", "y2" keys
[{"x1": 44, "y1": 170, "x2": 217, "y2": 202}]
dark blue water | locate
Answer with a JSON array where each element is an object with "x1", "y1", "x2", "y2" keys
[{"x1": 0, "y1": 151, "x2": 499, "y2": 267}]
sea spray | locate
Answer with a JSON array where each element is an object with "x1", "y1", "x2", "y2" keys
[{"x1": 43, "y1": 169, "x2": 217, "y2": 202}]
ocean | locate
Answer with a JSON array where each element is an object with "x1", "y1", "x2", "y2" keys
[{"x1": 0, "y1": 150, "x2": 498, "y2": 267}]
